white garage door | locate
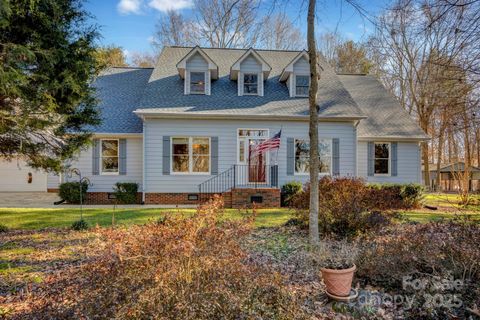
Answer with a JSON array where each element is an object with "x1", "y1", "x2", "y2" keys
[{"x1": 0, "y1": 159, "x2": 47, "y2": 192}]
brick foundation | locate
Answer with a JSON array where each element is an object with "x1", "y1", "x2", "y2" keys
[
  {"x1": 47, "y1": 188, "x2": 59, "y2": 193},
  {"x1": 230, "y1": 188, "x2": 281, "y2": 208},
  {"x1": 81, "y1": 190, "x2": 279, "y2": 208},
  {"x1": 84, "y1": 192, "x2": 142, "y2": 205}
]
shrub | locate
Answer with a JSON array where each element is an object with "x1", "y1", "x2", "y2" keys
[
  {"x1": 71, "y1": 219, "x2": 89, "y2": 230},
  {"x1": 357, "y1": 221, "x2": 480, "y2": 318},
  {"x1": 292, "y1": 177, "x2": 391, "y2": 237},
  {"x1": 281, "y1": 181, "x2": 303, "y2": 206},
  {"x1": 59, "y1": 181, "x2": 88, "y2": 204},
  {"x1": 0, "y1": 224, "x2": 8, "y2": 233},
  {"x1": 25, "y1": 196, "x2": 307, "y2": 319},
  {"x1": 313, "y1": 239, "x2": 359, "y2": 269},
  {"x1": 367, "y1": 183, "x2": 424, "y2": 209},
  {"x1": 113, "y1": 182, "x2": 139, "y2": 204}
]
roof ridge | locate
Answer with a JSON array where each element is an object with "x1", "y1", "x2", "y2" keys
[
  {"x1": 165, "y1": 46, "x2": 305, "y2": 53},
  {"x1": 109, "y1": 66, "x2": 154, "y2": 70}
]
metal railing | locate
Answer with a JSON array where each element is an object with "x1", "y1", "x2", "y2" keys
[{"x1": 198, "y1": 164, "x2": 279, "y2": 200}]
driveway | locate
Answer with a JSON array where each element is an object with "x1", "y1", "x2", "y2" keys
[
  {"x1": 0, "y1": 192, "x2": 61, "y2": 208},
  {"x1": 0, "y1": 192, "x2": 195, "y2": 209}
]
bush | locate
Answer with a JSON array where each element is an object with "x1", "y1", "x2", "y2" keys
[
  {"x1": 59, "y1": 182, "x2": 88, "y2": 204},
  {"x1": 0, "y1": 224, "x2": 8, "y2": 233},
  {"x1": 71, "y1": 219, "x2": 89, "y2": 230},
  {"x1": 368, "y1": 183, "x2": 424, "y2": 209},
  {"x1": 357, "y1": 221, "x2": 480, "y2": 318},
  {"x1": 292, "y1": 177, "x2": 392, "y2": 237},
  {"x1": 281, "y1": 181, "x2": 303, "y2": 206},
  {"x1": 113, "y1": 182, "x2": 139, "y2": 204},
  {"x1": 26, "y1": 196, "x2": 307, "y2": 319}
]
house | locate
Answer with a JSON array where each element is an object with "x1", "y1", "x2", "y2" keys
[
  {"x1": 1, "y1": 46, "x2": 429, "y2": 207},
  {"x1": 423, "y1": 162, "x2": 480, "y2": 192}
]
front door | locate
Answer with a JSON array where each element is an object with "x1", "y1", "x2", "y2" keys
[
  {"x1": 248, "y1": 140, "x2": 266, "y2": 183},
  {"x1": 237, "y1": 129, "x2": 269, "y2": 185}
]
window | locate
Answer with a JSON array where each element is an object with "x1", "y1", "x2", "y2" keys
[
  {"x1": 172, "y1": 137, "x2": 210, "y2": 174},
  {"x1": 374, "y1": 142, "x2": 390, "y2": 175},
  {"x1": 101, "y1": 139, "x2": 119, "y2": 174},
  {"x1": 243, "y1": 73, "x2": 258, "y2": 95},
  {"x1": 294, "y1": 139, "x2": 332, "y2": 174},
  {"x1": 295, "y1": 75, "x2": 310, "y2": 96},
  {"x1": 237, "y1": 129, "x2": 269, "y2": 164},
  {"x1": 190, "y1": 72, "x2": 206, "y2": 94}
]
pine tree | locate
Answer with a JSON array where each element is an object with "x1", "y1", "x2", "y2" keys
[{"x1": 0, "y1": 0, "x2": 101, "y2": 171}]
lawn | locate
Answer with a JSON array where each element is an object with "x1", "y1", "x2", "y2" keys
[
  {"x1": 0, "y1": 207, "x2": 294, "y2": 230},
  {"x1": 0, "y1": 192, "x2": 478, "y2": 230}
]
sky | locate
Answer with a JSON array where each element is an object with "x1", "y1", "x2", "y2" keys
[{"x1": 84, "y1": 0, "x2": 388, "y2": 61}]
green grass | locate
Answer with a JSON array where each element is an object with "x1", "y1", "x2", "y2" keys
[
  {"x1": 0, "y1": 207, "x2": 294, "y2": 230},
  {"x1": 423, "y1": 193, "x2": 480, "y2": 211},
  {"x1": 401, "y1": 211, "x2": 480, "y2": 223}
]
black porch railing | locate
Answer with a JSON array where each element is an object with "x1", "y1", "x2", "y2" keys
[{"x1": 198, "y1": 164, "x2": 279, "y2": 199}]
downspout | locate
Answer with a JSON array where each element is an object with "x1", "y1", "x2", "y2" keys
[
  {"x1": 353, "y1": 120, "x2": 360, "y2": 177},
  {"x1": 142, "y1": 121, "x2": 146, "y2": 204}
]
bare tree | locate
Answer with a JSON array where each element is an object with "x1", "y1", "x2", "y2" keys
[
  {"x1": 258, "y1": 13, "x2": 304, "y2": 50},
  {"x1": 307, "y1": 0, "x2": 320, "y2": 245},
  {"x1": 152, "y1": 10, "x2": 200, "y2": 49},
  {"x1": 131, "y1": 52, "x2": 158, "y2": 67},
  {"x1": 318, "y1": 31, "x2": 344, "y2": 68},
  {"x1": 335, "y1": 41, "x2": 372, "y2": 74}
]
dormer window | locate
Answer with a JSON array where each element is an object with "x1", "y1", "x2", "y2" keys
[
  {"x1": 230, "y1": 48, "x2": 272, "y2": 97},
  {"x1": 190, "y1": 72, "x2": 206, "y2": 94},
  {"x1": 176, "y1": 46, "x2": 218, "y2": 96},
  {"x1": 243, "y1": 73, "x2": 258, "y2": 95},
  {"x1": 295, "y1": 75, "x2": 310, "y2": 96}
]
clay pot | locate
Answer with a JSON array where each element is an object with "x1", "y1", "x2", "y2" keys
[{"x1": 320, "y1": 264, "x2": 356, "y2": 297}]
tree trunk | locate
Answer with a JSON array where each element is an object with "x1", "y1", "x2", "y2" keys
[
  {"x1": 420, "y1": 119, "x2": 430, "y2": 188},
  {"x1": 307, "y1": 0, "x2": 319, "y2": 245}
]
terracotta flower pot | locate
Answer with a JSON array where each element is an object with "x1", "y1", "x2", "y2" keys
[{"x1": 320, "y1": 264, "x2": 356, "y2": 297}]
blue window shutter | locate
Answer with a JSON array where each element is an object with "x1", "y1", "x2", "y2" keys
[
  {"x1": 163, "y1": 136, "x2": 170, "y2": 175},
  {"x1": 92, "y1": 139, "x2": 100, "y2": 175},
  {"x1": 391, "y1": 142, "x2": 398, "y2": 176},
  {"x1": 211, "y1": 137, "x2": 219, "y2": 175},
  {"x1": 367, "y1": 142, "x2": 374, "y2": 176},
  {"x1": 119, "y1": 139, "x2": 127, "y2": 175},
  {"x1": 287, "y1": 138, "x2": 295, "y2": 175},
  {"x1": 332, "y1": 138, "x2": 340, "y2": 176}
]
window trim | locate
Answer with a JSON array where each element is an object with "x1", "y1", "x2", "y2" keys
[
  {"x1": 100, "y1": 139, "x2": 120, "y2": 176},
  {"x1": 293, "y1": 138, "x2": 333, "y2": 176},
  {"x1": 243, "y1": 73, "x2": 259, "y2": 96},
  {"x1": 294, "y1": 74, "x2": 310, "y2": 97},
  {"x1": 189, "y1": 71, "x2": 207, "y2": 95},
  {"x1": 373, "y1": 142, "x2": 391, "y2": 176},
  {"x1": 237, "y1": 128, "x2": 270, "y2": 164},
  {"x1": 170, "y1": 136, "x2": 211, "y2": 175}
]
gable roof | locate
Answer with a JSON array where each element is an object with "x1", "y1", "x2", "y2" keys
[
  {"x1": 176, "y1": 46, "x2": 219, "y2": 79},
  {"x1": 279, "y1": 50, "x2": 309, "y2": 81},
  {"x1": 136, "y1": 46, "x2": 365, "y2": 120},
  {"x1": 338, "y1": 74, "x2": 429, "y2": 140},
  {"x1": 91, "y1": 67, "x2": 153, "y2": 133},
  {"x1": 426, "y1": 162, "x2": 480, "y2": 172},
  {"x1": 230, "y1": 47, "x2": 272, "y2": 80}
]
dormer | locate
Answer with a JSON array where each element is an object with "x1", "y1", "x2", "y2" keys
[
  {"x1": 279, "y1": 50, "x2": 310, "y2": 98},
  {"x1": 230, "y1": 48, "x2": 271, "y2": 97},
  {"x1": 176, "y1": 46, "x2": 218, "y2": 95}
]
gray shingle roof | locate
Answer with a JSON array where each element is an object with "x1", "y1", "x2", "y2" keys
[
  {"x1": 92, "y1": 67, "x2": 153, "y2": 133},
  {"x1": 338, "y1": 74, "x2": 429, "y2": 140},
  {"x1": 137, "y1": 47, "x2": 365, "y2": 119}
]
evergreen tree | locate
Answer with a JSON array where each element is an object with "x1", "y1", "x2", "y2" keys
[{"x1": 0, "y1": 0, "x2": 101, "y2": 171}]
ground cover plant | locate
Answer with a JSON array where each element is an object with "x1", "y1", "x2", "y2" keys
[{"x1": 9, "y1": 197, "x2": 307, "y2": 319}]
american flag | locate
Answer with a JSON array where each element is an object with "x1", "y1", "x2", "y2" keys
[{"x1": 252, "y1": 130, "x2": 282, "y2": 155}]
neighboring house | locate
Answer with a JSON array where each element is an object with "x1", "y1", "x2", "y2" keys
[
  {"x1": 3, "y1": 46, "x2": 428, "y2": 207},
  {"x1": 423, "y1": 162, "x2": 480, "y2": 192}
]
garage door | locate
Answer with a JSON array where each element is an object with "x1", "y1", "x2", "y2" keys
[{"x1": 0, "y1": 159, "x2": 47, "y2": 192}]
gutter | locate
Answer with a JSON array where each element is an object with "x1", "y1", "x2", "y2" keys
[
  {"x1": 357, "y1": 136, "x2": 430, "y2": 142},
  {"x1": 133, "y1": 110, "x2": 367, "y2": 122}
]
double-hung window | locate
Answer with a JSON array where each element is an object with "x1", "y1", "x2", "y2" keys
[
  {"x1": 295, "y1": 75, "x2": 310, "y2": 96},
  {"x1": 374, "y1": 142, "x2": 390, "y2": 175},
  {"x1": 101, "y1": 139, "x2": 119, "y2": 175},
  {"x1": 243, "y1": 73, "x2": 258, "y2": 95},
  {"x1": 294, "y1": 139, "x2": 332, "y2": 174},
  {"x1": 172, "y1": 137, "x2": 210, "y2": 174},
  {"x1": 190, "y1": 72, "x2": 206, "y2": 94}
]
